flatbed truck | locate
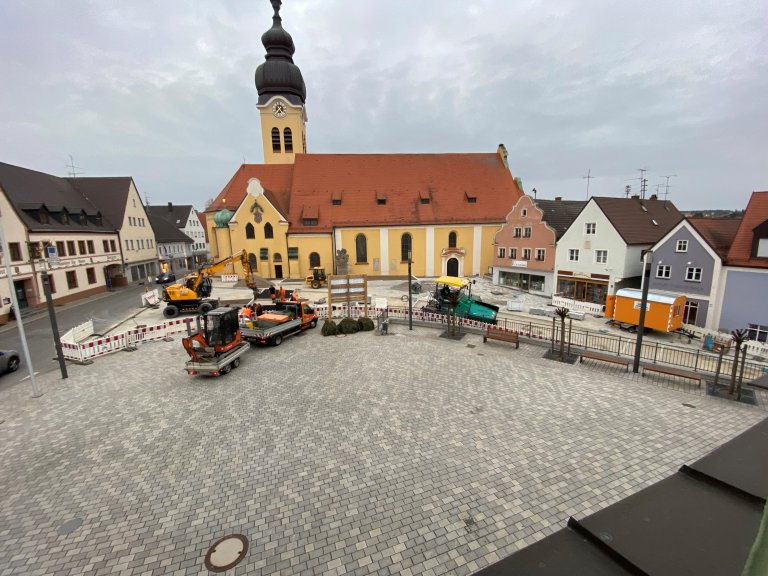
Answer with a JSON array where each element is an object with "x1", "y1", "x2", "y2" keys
[{"x1": 240, "y1": 300, "x2": 318, "y2": 346}]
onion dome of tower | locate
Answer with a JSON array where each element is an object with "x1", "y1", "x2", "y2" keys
[{"x1": 255, "y1": 0, "x2": 306, "y2": 105}]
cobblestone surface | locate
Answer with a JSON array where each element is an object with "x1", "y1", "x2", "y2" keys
[{"x1": 0, "y1": 325, "x2": 764, "y2": 575}]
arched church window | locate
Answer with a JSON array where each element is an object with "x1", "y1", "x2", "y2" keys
[
  {"x1": 271, "y1": 128, "x2": 281, "y2": 153},
  {"x1": 284, "y1": 128, "x2": 293, "y2": 153},
  {"x1": 401, "y1": 233, "x2": 412, "y2": 262},
  {"x1": 264, "y1": 222, "x2": 274, "y2": 239},
  {"x1": 355, "y1": 234, "x2": 367, "y2": 264},
  {"x1": 309, "y1": 252, "x2": 320, "y2": 268},
  {"x1": 245, "y1": 223, "x2": 255, "y2": 239},
  {"x1": 448, "y1": 231, "x2": 457, "y2": 248}
]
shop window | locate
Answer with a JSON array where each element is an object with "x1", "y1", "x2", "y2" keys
[
  {"x1": 66, "y1": 271, "x2": 78, "y2": 289},
  {"x1": 86, "y1": 267, "x2": 96, "y2": 284}
]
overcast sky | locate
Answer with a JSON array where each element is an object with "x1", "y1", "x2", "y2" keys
[{"x1": 1, "y1": 0, "x2": 765, "y2": 211}]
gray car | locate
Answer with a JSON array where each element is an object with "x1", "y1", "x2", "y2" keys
[{"x1": 0, "y1": 349, "x2": 20, "y2": 374}]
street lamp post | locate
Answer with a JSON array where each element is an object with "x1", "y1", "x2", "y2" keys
[
  {"x1": 633, "y1": 250, "x2": 653, "y2": 373},
  {"x1": 408, "y1": 251, "x2": 413, "y2": 331}
]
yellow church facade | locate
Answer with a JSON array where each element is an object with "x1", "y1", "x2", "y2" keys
[{"x1": 205, "y1": 2, "x2": 523, "y2": 281}]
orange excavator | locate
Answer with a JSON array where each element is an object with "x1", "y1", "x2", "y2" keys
[{"x1": 182, "y1": 307, "x2": 250, "y2": 376}]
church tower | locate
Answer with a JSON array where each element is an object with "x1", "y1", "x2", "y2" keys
[{"x1": 255, "y1": 0, "x2": 307, "y2": 164}]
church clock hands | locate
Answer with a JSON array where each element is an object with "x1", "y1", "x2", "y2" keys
[{"x1": 272, "y1": 100, "x2": 287, "y2": 118}]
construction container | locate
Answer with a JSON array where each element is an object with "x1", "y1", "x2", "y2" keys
[{"x1": 605, "y1": 288, "x2": 686, "y2": 333}]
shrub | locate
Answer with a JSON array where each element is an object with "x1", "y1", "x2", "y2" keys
[
  {"x1": 358, "y1": 317, "x2": 375, "y2": 331},
  {"x1": 321, "y1": 319, "x2": 338, "y2": 336},
  {"x1": 338, "y1": 317, "x2": 361, "y2": 334}
]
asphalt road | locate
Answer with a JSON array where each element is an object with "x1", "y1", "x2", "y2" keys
[{"x1": 0, "y1": 284, "x2": 151, "y2": 388}]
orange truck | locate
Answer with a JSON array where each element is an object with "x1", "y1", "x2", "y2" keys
[
  {"x1": 240, "y1": 300, "x2": 318, "y2": 346},
  {"x1": 605, "y1": 288, "x2": 686, "y2": 333}
]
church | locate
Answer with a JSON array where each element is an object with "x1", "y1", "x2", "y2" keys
[{"x1": 205, "y1": 0, "x2": 524, "y2": 280}]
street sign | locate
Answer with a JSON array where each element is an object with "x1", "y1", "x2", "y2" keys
[{"x1": 46, "y1": 245, "x2": 60, "y2": 265}]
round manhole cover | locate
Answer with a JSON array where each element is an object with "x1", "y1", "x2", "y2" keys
[{"x1": 204, "y1": 534, "x2": 249, "y2": 573}]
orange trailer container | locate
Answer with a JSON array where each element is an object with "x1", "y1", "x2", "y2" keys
[{"x1": 606, "y1": 288, "x2": 686, "y2": 333}]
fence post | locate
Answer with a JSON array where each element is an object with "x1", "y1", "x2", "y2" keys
[
  {"x1": 694, "y1": 349, "x2": 700, "y2": 372},
  {"x1": 529, "y1": 321, "x2": 532, "y2": 337},
  {"x1": 617, "y1": 337, "x2": 622, "y2": 356},
  {"x1": 714, "y1": 348, "x2": 724, "y2": 385},
  {"x1": 653, "y1": 342, "x2": 659, "y2": 364},
  {"x1": 551, "y1": 317, "x2": 556, "y2": 351},
  {"x1": 567, "y1": 318, "x2": 572, "y2": 356}
]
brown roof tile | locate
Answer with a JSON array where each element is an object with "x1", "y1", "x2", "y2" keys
[
  {"x1": 206, "y1": 164, "x2": 294, "y2": 217},
  {"x1": 593, "y1": 196, "x2": 683, "y2": 245},
  {"x1": 688, "y1": 217, "x2": 741, "y2": 259},
  {"x1": 726, "y1": 191, "x2": 768, "y2": 268}
]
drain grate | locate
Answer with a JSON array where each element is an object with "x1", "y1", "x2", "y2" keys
[
  {"x1": 57, "y1": 518, "x2": 83, "y2": 536},
  {"x1": 204, "y1": 534, "x2": 249, "y2": 573}
]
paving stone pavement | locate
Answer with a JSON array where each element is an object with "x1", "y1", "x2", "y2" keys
[{"x1": 0, "y1": 325, "x2": 764, "y2": 576}]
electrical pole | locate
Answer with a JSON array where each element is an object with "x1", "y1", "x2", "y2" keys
[
  {"x1": 408, "y1": 251, "x2": 413, "y2": 331},
  {"x1": 41, "y1": 270, "x2": 68, "y2": 379},
  {"x1": 582, "y1": 169, "x2": 595, "y2": 200}
]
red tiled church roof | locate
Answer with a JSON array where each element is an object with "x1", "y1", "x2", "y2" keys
[
  {"x1": 726, "y1": 191, "x2": 768, "y2": 268},
  {"x1": 688, "y1": 217, "x2": 741, "y2": 259},
  {"x1": 206, "y1": 153, "x2": 523, "y2": 234}
]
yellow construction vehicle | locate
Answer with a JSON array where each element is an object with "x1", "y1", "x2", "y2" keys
[
  {"x1": 162, "y1": 251, "x2": 252, "y2": 318},
  {"x1": 305, "y1": 267, "x2": 327, "y2": 289}
]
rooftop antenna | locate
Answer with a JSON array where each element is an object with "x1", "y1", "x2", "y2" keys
[
  {"x1": 66, "y1": 154, "x2": 84, "y2": 178},
  {"x1": 582, "y1": 168, "x2": 595, "y2": 199},
  {"x1": 637, "y1": 167, "x2": 649, "y2": 199},
  {"x1": 662, "y1": 174, "x2": 677, "y2": 201},
  {"x1": 625, "y1": 184, "x2": 631, "y2": 198}
]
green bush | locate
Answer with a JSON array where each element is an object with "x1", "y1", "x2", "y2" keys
[
  {"x1": 321, "y1": 319, "x2": 338, "y2": 336},
  {"x1": 358, "y1": 317, "x2": 375, "y2": 331},
  {"x1": 338, "y1": 317, "x2": 361, "y2": 334}
]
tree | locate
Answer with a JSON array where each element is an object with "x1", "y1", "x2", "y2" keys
[
  {"x1": 554, "y1": 307, "x2": 570, "y2": 361},
  {"x1": 728, "y1": 329, "x2": 749, "y2": 396}
]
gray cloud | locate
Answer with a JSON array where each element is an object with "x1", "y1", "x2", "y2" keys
[{"x1": 1, "y1": 0, "x2": 765, "y2": 210}]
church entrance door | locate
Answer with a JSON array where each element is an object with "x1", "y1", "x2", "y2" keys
[{"x1": 446, "y1": 258, "x2": 459, "y2": 277}]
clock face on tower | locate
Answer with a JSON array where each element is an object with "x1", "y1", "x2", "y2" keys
[{"x1": 272, "y1": 100, "x2": 287, "y2": 118}]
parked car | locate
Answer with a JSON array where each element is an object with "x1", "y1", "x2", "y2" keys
[
  {"x1": 155, "y1": 272, "x2": 176, "y2": 284},
  {"x1": 0, "y1": 349, "x2": 20, "y2": 375}
]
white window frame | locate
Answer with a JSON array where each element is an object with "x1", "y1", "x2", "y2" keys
[
  {"x1": 685, "y1": 267, "x2": 702, "y2": 282},
  {"x1": 513, "y1": 227, "x2": 522, "y2": 238},
  {"x1": 509, "y1": 248, "x2": 517, "y2": 259},
  {"x1": 521, "y1": 209, "x2": 527, "y2": 217},
  {"x1": 522, "y1": 248, "x2": 531, "y2": 260},
  {"x1": 535, "y1": 248, "x2": 545, "y2": 261},
  {"x1": 585, "y1": 222, "x2": 596, "y2": 235},
  {"x1": 594, "y1": 250, "x2": 608, "y2": 264},
  {"x1": 656, "y1": 264, "x2": 671, "y2": 279},
  {"x1": 676, "y1": 240, "x2": 688, "y2": 252},
  {"x1": 568, "y1": 249, "x2": 579, "y2": 262},
  {"x1": 498, "y1": 247, "x2": 506, "y2": 258},
  {"x1": 523, "y1": 227, "x2": 532, "y2": 238}
]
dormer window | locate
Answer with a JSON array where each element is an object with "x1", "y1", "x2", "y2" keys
[
  {"x1": 61, "y1": 212, "x2": 69, "y2": 224},
  {"x1": 419, "y1": 190, "x2": 430, "y2": 205},
  {"x1": 39, "y1": 210, "x2": 49, "y2": 224},
  {"x1": 332, "y1": 191, "x2": 342, "y2": 206},
  {"x1": 376, "y1": 191, "x2": 387, "y2": 205},
  {"x1": 465, "y1": 192, "x2": 477, "y2": 203}
]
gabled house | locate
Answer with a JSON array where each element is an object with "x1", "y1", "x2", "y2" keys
[
  {"x1": 146, "y1": 203, "x2": 209, "y2": 268},
  {"x1": 67, "y1": 177, "x2": 159, "y2": 283},
  {"x1": 714, "y1": 191, "x2": 768, "y2": 341},
  {"x1": 646, "y1": 217, "x2": 740, "y2": 329},
  {"x1": 553, "y1": 195, "x2": 683, "y2": 311},
  {"x1": 0, "y1": 163, "x2": 122, "y2": 321},
  {"x1": 492, "y1": 195, "x2": 586, "y2": 295},
  {"x1": 147, "y1": 213, "x2": 194, "y2": 275}
]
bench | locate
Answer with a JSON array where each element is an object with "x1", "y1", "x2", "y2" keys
[
  {"x1": 580, "y1": 351, "x2": 630, "y2": 372},
  {"x1": 641, "y1": 364, "x2": 703, "y2": 387},
  {"x1": 483, "y1": 328, "x2": 519, "y2": 349}
]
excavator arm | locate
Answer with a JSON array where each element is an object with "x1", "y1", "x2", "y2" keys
[{"x1": 191, "y1": 250, "x2": 250, "y2": 291}]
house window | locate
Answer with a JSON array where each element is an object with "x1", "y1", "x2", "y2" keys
[
  {"x1": 521, "y1": 209, "x2": 527, "y2": 217},
  {"x1": 448, "y1": 231, "x2": 457, "y2": 248},
  {"x1": 67, "y1": 241, "x2": 76, "y2": 255},
  {"x1": 377, "y1": 197, "x2": 386, "y2": 205},
  {"x1": 595, "y1": 250, "x2": 608, "y2": 264},
  {"x1": 401, "y1": 233, "x2": 412, "y2": 262},
  {"x1": 39, "y1": 210, "x2": 49, "y2": 224},
  {"x1": 685, "y1": 267, "x2": 702, "y2": 282},
  {"x1": 110, "y1": 240, "x2": 116, "y2": 252},
  {"x1": 66, "y1": 270, "x2": 78, "y2": 289},
  {"x1": 273, "y1": 252, "x2": 282, "y2": 262},
  {"x1": 287, "y1": 247, "x2": 299, "y2": 260},
  {"x1": 535, "y1": 249, "x2": 545, "y2": 261},
  {"x1": 78, "y1": 240, "x2": 86, "y2": 254},
  {"x1": 264, "y1": 223, "x2": 274, "y2": 239},
  {"x1": 57, "y1": 241, "x2": 66, "y2": 256},
  {"x1": 245, "y1": 223, "x2": 255, "y2": 239},
  {"x1": 748, "y1": 323, "x2": 768, "y2": 343},
  {"x1": 309, "y1": 252, "x2": 320, "y2": 268},
  {"x1": 509, "y1": 248, "x2": 517, "y2": 259},
  {"x1": 28, "y1": 242, "x2": 42, "y2": 259},
  {"x1": 303, "y1": 219, "x2": 318, "y2": 226},
  {"x1": 656, "y1": 264, "x2": 671, "y2": 278},
  {"x1": 332, "y1": 198, "x2": 341, "y2": 206},
  {"x1": 284, "y1": 128, "x2": 293, "y2": 153},
  {"x1": 102, "y1": 240, "x2": 109, "y2": 252},
  {"x1": 355, "y1": 234, "x2": 367, "y2": 263},
  {"x1": 420, "y1": 197, "x2": 430, "y2": 205},
  {"x1": 139, "y1": 239, "x2": 144, "y2": 249},
  {"x1": 568, "y1": 249, "x2": 579, "y2": 262},
  {"x1": 683, "y1": 301, "x2": 699, "y2": 325},
  {"x1": 259, "y1": 248, "x2": 269, "y2": 260},
  {"x1": 523, "y1": 248, "x2": 531, "y2": 260},
  {"x1": 271, "y1": 127, "x2": 281, "y2": 153},
  {"x1": 9, "y1": 242, "x2": 22, "y2": 261},
  {"x1": 498, "y1": 247, "x2": 506, "y2": 258},
  {"x1": 523, "y1": 227, "x2": 532, "y2": 238},
  {"x1": 676, "y1": 240, "x2": 688, "y2": 252},
  {"x1": 87, "y1": 240, "x2": 95, "y2": 254},
  {"x1": 585, "y1": 223, "x2": 596, "y2": 235},
  {"x1": 86, "y1": 267, "x2": 96, "y2": 284},
  {"x1": 513, "y1": 227, "x2": 522, "y2": 238}
]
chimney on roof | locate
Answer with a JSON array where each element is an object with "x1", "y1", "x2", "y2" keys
[
  {"x1": 555, "y1": 196, "x2": 562, "y2": 202},
  {"x1": 649, "y1": 194, "x2": 658, "y2": 200},
  {"x1": 497, "y1": 144, "x2": 509, "y2": 169},
  {"x1": 631, "y1": 194, "x2": 640, "y2": 199},
  {"x1": 167, "y1": 202, "x2": 173, "y2": 212}
]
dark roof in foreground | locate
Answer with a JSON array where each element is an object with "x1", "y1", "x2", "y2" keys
[
  {"x1": 594, "y1": 196, "x2": 683, "y2": 245},
  {"x1": 148, "y1": 213, "x2": 193, "y2": 244},
  {"x1": 66, "y1": 176, "x2": 135, "y2": 231},
  {"x1": 145, "y1": 204, "x2": 194, "y2": 229},
  {"x1": 535, "y1": 199, "x2": 588, "y2": 239},
  {"x1": 688, "y1": 217, "x2": 742, "y2": 259},
  {"x1": 475, "y1": 416, "x2": 768, "y2": 576}
]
